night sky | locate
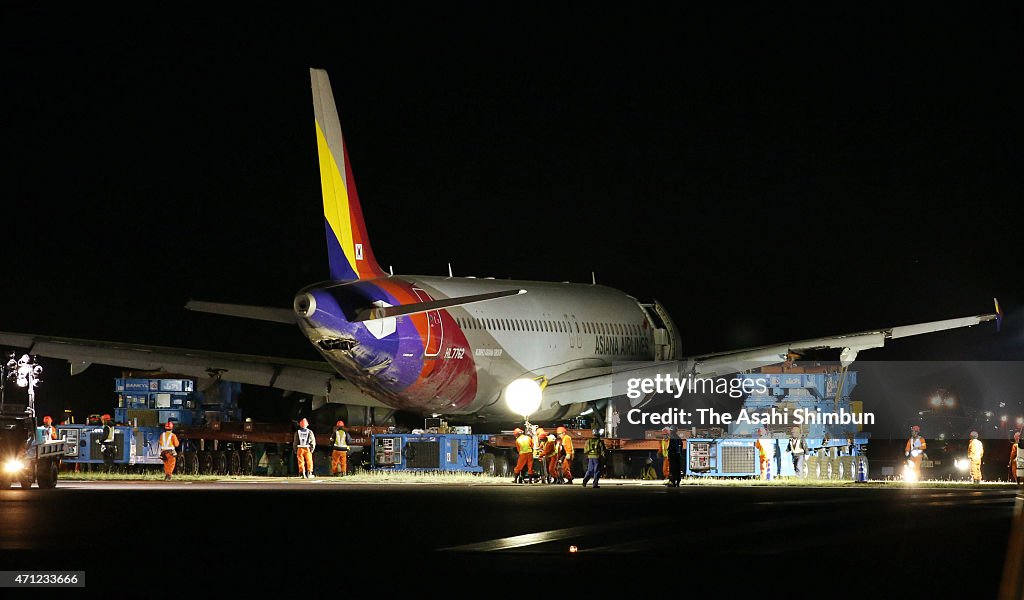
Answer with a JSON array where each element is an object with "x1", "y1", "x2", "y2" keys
[{"x1": 3, "y1": 7, "x2": 1023, "y2": 419}]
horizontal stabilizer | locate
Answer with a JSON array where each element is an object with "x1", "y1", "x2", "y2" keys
[
  {"x1": 354, "y1": 289, "x2": 526, "y2": 322},
  {"x1": 185, "y1": 300, "x2": 296, "y2": 324}
]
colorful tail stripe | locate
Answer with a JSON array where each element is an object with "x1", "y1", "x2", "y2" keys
[{"x1": 311, "y1": 68, "x2": 385, "y2": 282}]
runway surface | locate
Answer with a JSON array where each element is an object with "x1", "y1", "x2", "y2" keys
[{"x1": 1, "y1": 479, "x2": 1019, "y2": 594}]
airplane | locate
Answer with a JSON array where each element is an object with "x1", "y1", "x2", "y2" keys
[{"x1": 0, "y1": 68, "x2": 1004, "y2": 427}]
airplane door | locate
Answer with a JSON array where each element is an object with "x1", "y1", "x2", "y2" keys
[{"x1": 412, "y1": 288, "x2": 443, "y2": 357}]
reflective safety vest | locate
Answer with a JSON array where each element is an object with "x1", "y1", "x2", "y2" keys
[
  {"x1": 906, "y1": 436, "x2": 926, "y2": 457},
  {"x1": 332, "y1": 430, "x2": 349, "y2": 450},
  {"x1": 584, "y1": 438, "x2": 606, "y2": 458},
  {"x1": 516, "y1": 434, "x2": 533, "y2": 455},
  {"x1": 159, "y1": 432, "x2": 178, "y2": 451},
  {"x1": 560, "y1": 434, "x2": 574, "y2": 458},
  {"x1": 101, "y1": 425, "x2": 115, "y2": 443},
  {"x1": 756, "y1": 439, "x2": 774, "y2": 460},
  {"x1": 45, "y1": 426, "x2": 57, "y2": 440},
  {"x1": 968, "y1": 438, "x2": 984, "y2": 461},
  {"x1": 296, "y1": 429, "x2": 314, "y2": 448},
  {"x1": 789, "y1": 437, "x2": 805, "y2": 455},
  {"x1": 659, "y1": 439, "x2": 670, "y2": 457}
]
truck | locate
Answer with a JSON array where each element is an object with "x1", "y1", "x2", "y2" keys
[
  {"x1": 390, "y1": 418, "x2": 665, "y2": 479},
  {"x1": 466, "y1": 364, "x2": 871, "y2": 481},
  {"x1": 57, "y1": 375, "x2": 390, "y2": 477},
  {"x1": 0, "y1": 408, "x2": 65, "y2": 489}
]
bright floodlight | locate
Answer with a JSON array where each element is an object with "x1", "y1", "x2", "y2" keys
[
  {"x1": 505, "y1": 378, "x2": 542, "y2": 416},
  {"x1": 943, "y1": 396, "x2": 955, "y2": 407},
  {"x1": 930, "y1": 395, "x2": 942, "y2": 407}
]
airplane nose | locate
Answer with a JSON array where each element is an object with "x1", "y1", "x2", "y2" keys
[{"x1": 293, "y1": 292, "x2": 316, "y2": 318}]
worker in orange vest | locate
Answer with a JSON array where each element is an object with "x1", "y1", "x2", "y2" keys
[
  {"x1": 658, "y1": 427, "x2": 672, "y2": 482},
  {"x1": 330, "y1": 420, "x2": 349, "y2": 477},
  {"x1": 967, "y1": 431, "x2": 984, "y2": 483},
  {"x1": 904, "y1": 425, "x2": 926, "y2": 480},
  {"x1": 41, "y1": 416, "x2": 58, "y2": 440},
  {"x1": 538, "y1": 430, "x2": 557, "y2": 483},
  {"x1": 556, "y1": 426, "x2": 574, "y2": 484},
  {"x1": 754, "y1": 428, "x2": 774, "y2": 480},
  {"x1": 1011, "y1": 431, "x2": 1021, "y2": 483},
  {"x1": 512, "y1": 428, "x2": 534, "y2": 483},
  {"x1": 159, "y1": 422, "x2": 180, "y2": 481},
  {"x1": 294, "y1": 418, "x2": 316, "y2": 479}
]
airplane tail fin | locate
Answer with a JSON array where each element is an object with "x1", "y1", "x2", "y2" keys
[{"x1": 310, "y1": 68, "x2": 386, "y2": 283}]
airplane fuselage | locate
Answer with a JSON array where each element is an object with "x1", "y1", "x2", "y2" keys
[{"x1": 294, "y1": 275, "x2": 658, "y2": 420}]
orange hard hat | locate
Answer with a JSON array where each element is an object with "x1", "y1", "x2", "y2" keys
[
  {"x1": 336, "y1": 420, "x2": 345, "y2": 427},
  {"x1": 556, "y1": 426, "x2": 566, "y2": 434},
  {"x1": 165, "y1": 421, "x2": 174, "y2": 430},
  {"x1": 536, "y1": 428, "x2": 546, "y2": 437},
  {"x1": 42, "y1": 416, "x2": 53, "y2": 425},
  {"x1": 101, "y1": 414, "x2": 111, "y2": 422},
  {"x1": 299, "y1": 418, "x2": 309, "y2": 428},
  {"x1": 513, "y1": 427, "x2": 523, "y2": 436}
]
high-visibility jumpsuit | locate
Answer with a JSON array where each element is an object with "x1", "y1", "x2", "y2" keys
[
  {"x1": 159, "y1": 431, "x2": 179, "y2": 478},
  {"x1": 540, "y1": 439, "x2": 557, "y2": 482},
  {"x1": 968, "y1": 438, "x2": 984, "y2": 482},
  {"x1": 755, "y1": 438, "x2": 773, "y2": 480},
  {"x1": 1013, "y1": 443, "x2": 1023, "y2": 484},
  {"x1": 905, "y1": 436, "x2": 926, "y2": 479},
  {"x1": 560, "y1": 434, "x2": 574, "y2": 482},
  {"x1": 513, "y1": 434, "x2": 534, "y2": 479},
  {"x1": 331, "y1": 429, "x2": 349, "y2": 476},
  {"x1": 659, "y1": 439, "x2": 671, "y2": 479},
  {"x1": 1011, "y1": 442, "x2": 1019, "y2": 482},
  {"x1": 294, "y1": 428, "x2": 316, "y2": 476},
  {"x1": 44, "y1": 425, "x2": 58, "y2": 440}
]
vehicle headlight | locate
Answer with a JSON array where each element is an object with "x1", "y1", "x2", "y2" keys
[{"x1": 3, "y1": 458, "x2": 25, "y2": 474}]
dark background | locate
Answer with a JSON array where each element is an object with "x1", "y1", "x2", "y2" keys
[{"x1": 3, "y1": 6, "x2": 1023, "y2": 419}]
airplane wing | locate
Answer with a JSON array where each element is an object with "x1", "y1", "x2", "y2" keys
[
  {"x1": 542, "y1": 303, "x2": 1002, "y2": 408},
  {"x1": 0, "y1": 331, "x2": 382, "y2": 407}
]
